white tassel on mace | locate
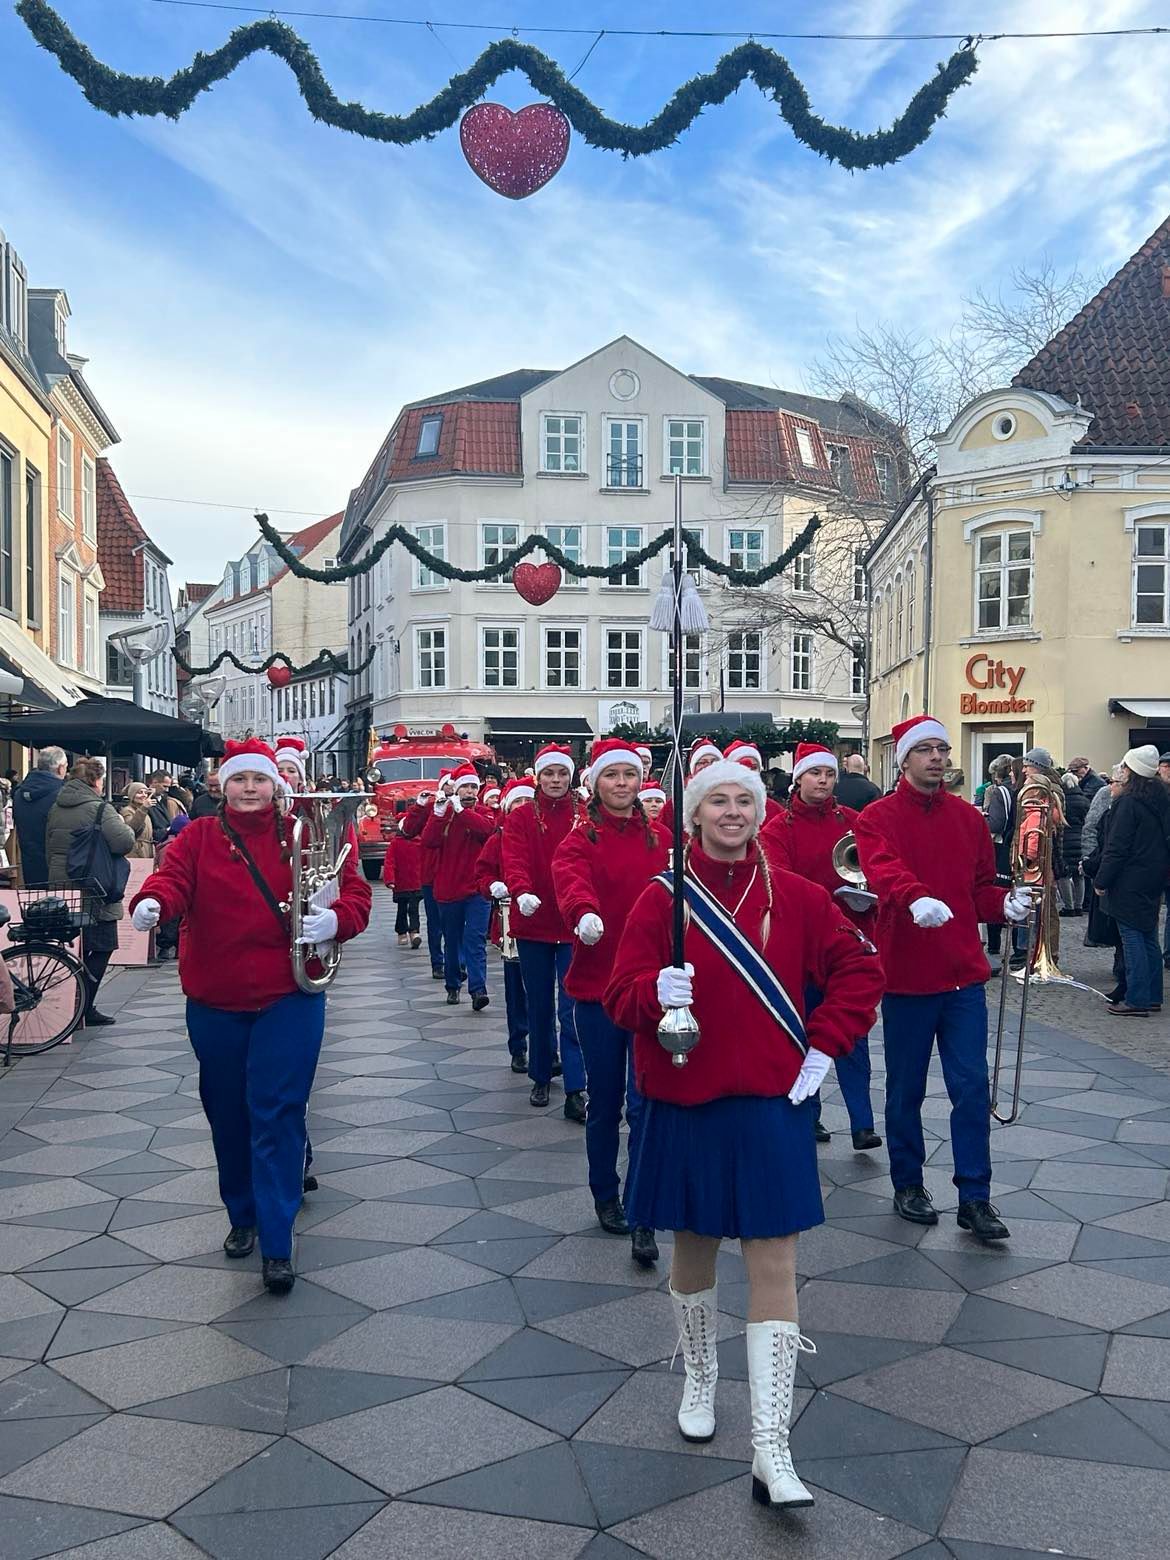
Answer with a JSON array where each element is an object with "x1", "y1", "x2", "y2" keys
[{"x1": 649, "y1": 570, "x2": 710, "y2": 635}]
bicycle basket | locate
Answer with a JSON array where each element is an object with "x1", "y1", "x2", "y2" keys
[{"x1": 12, "y1": 884, "x2": 99, "y2": 944}]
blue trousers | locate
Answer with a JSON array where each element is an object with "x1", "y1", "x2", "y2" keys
[
  {"x1": 423, "y1": 884, "x2": 444, "y2": 974},
  {"x1": 881, "y1": 984, "x2": 992, "y2": 1204},
  {"x1": 187, "y1": 991, "x2": 325, "y2": 1258},
  {"x1": 517, "y1": 940, "x2": 584, "y2": 1090},
  {"x1": 813, "y1": 1037, "x2": 875, "y2": 1133},
  {"x1": 1118, "y1": 921, "x2": 1164, "y2": 1010},
  {"x1": 574, "y1": 1000, "x2": 643, "y2": 1207},
  {"x1": 440, "y1": 895, "x2": 490, "y2": 994},
  {"x1": 504, "y1": 958, "x2": 529, "y2": 1057}
]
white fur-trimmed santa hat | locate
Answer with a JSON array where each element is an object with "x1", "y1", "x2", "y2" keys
[
  {"x1": 274, "y1": 735, "x2": 307, "y2": 781},
  {"x1": 449, "y1": 763, "x2": 481, "y2": 789},
  {"x1": 220, "y1": 738, "x2": 281, "y2": 788},
  {"x1": 723, "y1": 738, "x2": 763, "y2": 772},
  {"x1": 639, "y1": 783, "x2": 666, "y2": 804},
  {"x1": 893, "y1": 714, "x2": 950, "y2": 767},
  {"x1": 682, "y1": 759, "x2": 767, "y2": 837},
  {"x1": 687, "y1": 739, "x2": 722, "y2": 774},
  {"x1": 534, "y1": 743, "x2": 575, "y2": 779},
  {"x1": 588, "y1": 738, "x2": 643, "y2": 787},
  {"x1": 792, "y1": 742, "x2": 838, "y2": 782}
]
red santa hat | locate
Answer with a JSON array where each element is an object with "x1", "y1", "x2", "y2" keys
[
  {"x1": 893, "y1": 714, "x2": 950, "y2": 767},
  {"x1": 682, "y1": 760, "x2": 767, "y2": 837},
  {"x1": 220, "y1": 738, "x2": 281, "y2": 788},
  {"x1": 635, "y1": 745, "x2": 653, "y2": 765},
  {"x1": 533, "y1": 743, "x2": 575, "y2": 780},
  {"x1": 792, "y1": 742, "x2": 838, "y2": 782},
  {"x1": 502, "y1": 778, "x2": 534, "y2": 809},
  {"x1": 639, "y1": 783, "x2": 666, "y2": 805},
  {"x1": 274, "y1": 734, "x2": 308, "y2": 781},
  {"x1": 588, "y1": 737, "x2": 643, "y2": 787},
  {"x1": 688, "y1": 739, "x2": 722, "y2": 774},
  {"x1": 481, "y1": 784, "x2": 501, "y2": 806},
  {"x1": 449, "y1": 763, "x2": 482, "y2": 790},
  {"x1": 723, "y1": 738, "x2": 763, "y2": 772}
]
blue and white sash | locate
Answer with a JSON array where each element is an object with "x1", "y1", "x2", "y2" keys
[{"x1": 654, "y1": 870, "x2": 807, "y2": 1058}]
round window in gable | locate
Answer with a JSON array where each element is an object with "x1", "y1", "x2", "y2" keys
[
  {"x1": 609, "y1": 369, "x2": 640, "y2": 402},
  {"x1": 991, "y1": 412, "x2": 1017, "y2": 441}
]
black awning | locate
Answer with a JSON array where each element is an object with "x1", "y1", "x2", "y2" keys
[
  {"x1": 0, "y1": 650, "x2": 56, "y2": 711},
  {"x1": 488, "y1": 717, "x2": 594, "y2": 738},
  {"x1": 0, "y1": 695, "x2": 224, "y2": 764}
]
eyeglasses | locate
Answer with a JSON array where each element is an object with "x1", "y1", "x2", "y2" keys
[{"x1": 910, "y1": 743, "x2": 952, "y2": 758}]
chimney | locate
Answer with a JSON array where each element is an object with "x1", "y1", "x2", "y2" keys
[{"x1": 1162, "y1": 263, "x2": 1170, "y2": 298}]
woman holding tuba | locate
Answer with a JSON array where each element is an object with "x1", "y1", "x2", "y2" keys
[{"x1": 129, "y1": 738, "x2": 371, "y2": 1295}]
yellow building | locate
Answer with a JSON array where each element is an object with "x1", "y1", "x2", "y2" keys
[{"x1": 867, "y1": 217, "x2": 1170, "y2": 791}]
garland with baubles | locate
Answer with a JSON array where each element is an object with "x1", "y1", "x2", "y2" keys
[
  {"x1": 18, "y1": 2, "x2": 977, "y2": 179},
  {"x1": 174, "y1": 644, "x2": 377, "y2": 679},
  {"x1": 253, "y1": 511, "x2": 821, "y2": 588}
]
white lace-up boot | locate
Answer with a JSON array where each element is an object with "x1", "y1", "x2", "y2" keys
[
  {"x1": 746, "y1": 1319, "x2": 816, "y2": 1508},
  {"x1": 669, "y1": 1284, "x2": 718, "y2": 1442}
]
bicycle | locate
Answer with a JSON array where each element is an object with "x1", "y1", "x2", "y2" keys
[{"x1": 1, "y1": 887, "x2": 95, "y2": 1065}]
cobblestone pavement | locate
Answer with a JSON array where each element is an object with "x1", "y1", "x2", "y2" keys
[{"x1": 1, "y1": 895, "x2": 1170, "y2": 1558}]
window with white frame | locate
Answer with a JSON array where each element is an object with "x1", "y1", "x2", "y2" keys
[
  {"x1": 853, "y1": 547, "x2": 868, "y2": 602},
  {"x1": 681, "y1": 526, "x2": 707, "y2": 586},
  {"x1": 544, "y1": 626, "x2": 582, "y2": 688},
  {"x1": 416, "y1": 415, "x2": 442, "y2": 457},
  {"x1": 829, "y1": 444, "x2": 851, "y2": 487},
  {"x1": 906, "y1": 561, "x2": 916, "y2": 651},
  {"x1": 976, "y1": 528, "x2": 1033, "y2": 630},
  {"x1": 606, "y1": 526, "x2": 645, "y2": 588},
  {"x1": 3, "y1": 247, "x2": 27, "y2": 345},
  {"x1": 1134, "y1": 522, "x2": 1170, "y2": 625},
  {"x1": 57, "y1": 428, "x2": 74, "y2": 520},
  {"x1": 480, "y1": 522, "x2": 520, "y2": 572},
  {"x1": 605, "y1": 419, "x2": 644, "y2": 488},
  {"x1": 872, "y1": 596, "x2": 883, "y2": 670},
  {"x1": 223, "y1": 564, "x2": 234, "y2": 601},
  {"x1": 665, "y1": 418, "x2": 706, "y2": 477},
  {"x1": 727, "y1": 528, "x2": 764, "y2": 573},
  {"x1": 727, "y1": 630, "x2": 763, "y2": 690},
  {"x1": 541, "y1": 415, "x2": 583, "y2": 473},
  {"x1": 884, "y1": 585, "x2": 893, "y2": 664},
  {"x1": 0, "y1": 447, "x2": 13, "y2": 614},
  {"x1": 81, "y1": 456, "x2": 96, "y2": 540},
  {"x1": 481, "y1": 625, "x2": 520, "y2": 688},
  {"x1": 666, "y1": 633, "x2": 704, "y2": 691},
  {"x1": 791, "y1": 544, "x2": 814, "y2": 594},
  {"x1": 544, "y1": 524, "x2": 584, "y2": 587},
  {"x1": 851, "y1": 641, "x2": 866, "y2": 697},
  {"x1": 794, "y1": 427, "x2": 817, "y2": 466},
  {"x1": 24, "y1": 464, "x2": 39, "y2": 623},
  {"x1": 413, "y1": 523, "x2": 446, "y2": 589},
  {"x1": 790, "y1": 632, "x2": 813, "y2": 692},
  {"x1": 895, "y1": 574, "x2": 905, "y2": 660},
  {"x1": 873, "y1": 451, "x2": 895, "y2": 501},
  {"x1": 83, "y1": 592, "x2": 97, "y2": 674},
  {"x1": 58, "y1": 570, "x2": 74, "y2": 665},
  {"x1": 606, "y1": 628, "x2": 642, "y2": 689}
]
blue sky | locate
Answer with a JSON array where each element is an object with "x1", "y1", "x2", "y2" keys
[{"x1": 4, "y1": 0, "x2": 1170, "y2": 586}]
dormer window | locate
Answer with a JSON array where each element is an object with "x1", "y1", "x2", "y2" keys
[
  {"x1": 416, "y1": 415, "x2": 442, "y2": 458},
  {"x1": 794, "y1": 427, "x2": 816, "y2": 466},
  {"x1": 223, "y1": 564, "x2": 234, "y2": 601},
  {"x1": 54, "y1": 301, "x2": 68, "y2": 353},
  {"x1": 873, "y1": 451, "x2": 895, "y2": 501},
  {"x1": 257, "y1": 553, "x2": 269, "y2": 588}
]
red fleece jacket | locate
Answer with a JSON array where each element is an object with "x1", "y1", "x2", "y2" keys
[
  {"x1": 421, "y1": 801, "x2": 495, "y2": 903},
  {"x1": 853, "y1": 777, "x2": 1008, "y2": 995},
  {"x1": 400, "y1": 801, "x2": 438, "y2": 887},
  {"x1": 501, "y1": 794, "x2": 576, "y2": 943},
  {"x1": 552, "y1": 807, "x2": 670, "y2": 1002},
  {"x1": 761, "y1": 793, "x2": 874, "y2": 933},
  {"x1": 382, "y1": 833, "x2": 423, "y2": 893},
  {"x1": 130, "y1": 806, "x2": 371, "y2": 1012},
  {"x1": 605, "y1": 842, "x2": 883, "y2": 1105}
]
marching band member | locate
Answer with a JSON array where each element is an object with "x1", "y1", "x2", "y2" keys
[
  {"x1": 724, "y1": 738, "x2": 783, "y2": 822},
  {"x1": 478, "y1": 777, "x2": 532, "y2": 1073},
  {"x1": 854, "y1": 715, "x2": 1029, "y2": 1242},
  {"x1": 553, "y1": 738, "x2": 669, "y2": 1266},
  {"x1": 128, "y1": 739, "x2": 371, "y2": 1294},
  {"x1": 636, "y1": 745, "x2": 654, "y2": 783},
  {"x1": 501, "y1": 745, "x2": 587, "y2": 1121},
  {"x1": 482, "y1": 783, "x2": 502, "y2": 813},
  {"x1": 762, "y1": 742, "x2": 882, "y2": 1151},
  {"x1": 382, "y1": 818, "x2": 423, "y2": 949},
  {"x1": 400, "y1": 785, "x2": 446, "y2": 979},
  {"x1": 421, "y1": 763, "x2": 494, "y2": 1008},
  {"x1": 658, "y1": 737, "x2": 723, "y2": 834},
  {"x1": 607, "y1": 760, "x2": 882, "y2": 1510},
  {"x1": 275, "y1": 736, "x2": 310, "y2": 797},
  {"x1": 639, "y1": 782, "x2": 666, "y2": 823}
]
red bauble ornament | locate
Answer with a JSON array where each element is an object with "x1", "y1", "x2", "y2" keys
[
  {"x1": 459, "y1": 103, "x2": 570, "y2": 199},
  {"x1": 266, "y1": 663, "x2": 292, "y2": 688},
  {"x1": 512, "y1": 561, "x2": 562, "y2": 605}
]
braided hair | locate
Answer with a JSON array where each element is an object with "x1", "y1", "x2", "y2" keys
[
  {"x1": 584, "y1": 793, "x2": 658, "y2": 848},
  {"x1": 686, "y1": 829, "x2": 773, "y2": 947},
  {"x1": 216, "y1": 796, "x2": 292, "y2": 865}
]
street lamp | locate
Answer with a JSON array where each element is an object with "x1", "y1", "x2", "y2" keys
[{"x1": 108, "y1": 619, "x2": 170, "y2": 669}]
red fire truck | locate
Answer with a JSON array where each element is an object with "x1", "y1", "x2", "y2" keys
[{"x1": 358, "y1": 723, "x2": 497, "y2": 878}]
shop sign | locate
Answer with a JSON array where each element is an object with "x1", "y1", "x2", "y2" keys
[{"x1": 960, "y1": 653, "x2": 1035, "y2": 715}]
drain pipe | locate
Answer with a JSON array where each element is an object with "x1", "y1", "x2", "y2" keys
[{"x1": 921, "y1": 470, "x2": 937, "y2": 715}]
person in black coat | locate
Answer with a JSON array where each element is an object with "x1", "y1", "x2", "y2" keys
[
  {"x1": 835, "y1": 754, "x2": 881, "y2": 812},
  {"x1": 1083, "y1": 780, "x2": 1126, "y2": 1003},
  {"x1": 12, "y1": 747, "x2": 67, "y2": 886},
  {"x1": 1095, "y1": 746, "x2": 1170, "y2": 1015},
  {"x1": 1057, "y1": 773, "x2": 1090, "y2": 916}
]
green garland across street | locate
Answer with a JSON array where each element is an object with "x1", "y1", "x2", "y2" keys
[
  {"x1": 174, "y1": 644, "x2": 378, "y2": 678},
  {"x1": 17, "y1": 1, "x2": 977, "y2": 171}
]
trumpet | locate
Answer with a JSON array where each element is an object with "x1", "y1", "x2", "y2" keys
[
  {"x1": 498, "y1": 895, "x2": 519, "y2": 963},
  {"x1": 831, "y1": 831, "x2": 878, "y2": 912},
  {"x1": 289, "y1": 792, "x2": 368, "y2": 993}
]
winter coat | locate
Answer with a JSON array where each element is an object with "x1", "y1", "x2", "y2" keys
[
  {"x1": 120, "y1": 804, "x2": 156, "y2": 859},
  {"x1": 46, "y1": 779, "x2": 136, "y2": 922},
  {"x1": 983, "y1": 782, "x2": 1016, "y2": 846},
  {"x1": 501, "y1": 793, "x2": 576, "y2": 943},
  {"x1": 1079, "y1": 769, "x2": 1108, "y2": 799},
  {"x1": 834, "y1": 772, "x2": 882, "y2": 812},
  {"x1": 131, "y1": 805, "x2": 371, "y2": 1010},
  {"x1": 400, "y1": 801, "x2": 439, "y2": 888},
  {"x1": 1058, "y1": 787, "x2": 1089, "y2": 871},
  {"x1": 12, "y1": 769, "x2": 63, "y2": 886},
  {"x1": 1081, "y1": 783, "x2": 1113, "y2": 863},
  {"x1": 1082, "y1": 803, "x2": 1120, "y2": 949},
  {"x1": 1095, "y1": 783, "x2": 1170, "y2": 933},
  {"x1": 853, "y1": 777, "x2": 1008, "y2": 995},
  {"x1": 761, "y1": 793, "x2": 874, "y2": 933},
  {"x1": 381, "y1": 833, "x2": 423, "y2": 897},
  {"x1": 189, "y1": 792, "x2": 220, "y2": 820},
  {"x1": 421, "y1": 801, "x2": 495, "y2": 903},
  {"x1": 606, "y1": 842, "x2": 883, "y2": 1106}
]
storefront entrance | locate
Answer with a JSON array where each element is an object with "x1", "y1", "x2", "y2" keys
[{"x1": 968, "y1": 727, "x2": 1031, "y2": 793}]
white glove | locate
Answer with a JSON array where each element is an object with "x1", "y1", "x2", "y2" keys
[
  {"x1": 299, "y1": 906, "x2": 339, "y2": 944},
  {"x1": 656, "y1": 963, "x2": 694, "y2": 1008},
  {"x1": 788, "y1": 1048, "x2": 833, "y2": 1105},
  {"x1": 1004, "y1": 887, "x2": 1033, "y2": 924},
  {"x1": 517, "y1": 894, "x2": 541, "y2": 917},
  {"x1": 576, "y1": 913, "x2": 605, "y2": 945},
  {"x1": 132, "y1": 898, "x2": 161, "y2": 932},
  {"x1": 490, "y1": 881, "x2": 509, "y2": 900},
  {"x1": 910, "y1": 896, "x2": 953, "y2": 929},
  {"x1": 450, "y1": 793, "x2": 464, "y2": 814},
  {"x1": 432, "y1": 796, "x2": 449, "y2": 817}
]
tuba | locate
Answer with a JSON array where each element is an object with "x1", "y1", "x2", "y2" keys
[{"x1": 288, "y1": 792, "x2": 368, "y2": 993}]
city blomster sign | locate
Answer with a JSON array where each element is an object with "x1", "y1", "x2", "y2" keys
[{"x1": 960, "y1": 653, "x2": 1034, "y2": 715}]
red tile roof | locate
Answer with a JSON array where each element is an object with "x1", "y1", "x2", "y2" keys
[
  {"x1": 96, "y1": 459, "x2": 154, "y2": 613},
  {"x1": 385, "y1": 404, "x2": 521, "y2": 484},
  {"x1": 270, "y1": 512, "x2": 343, "y2": 587},
  {"x1": 183, "y1": 582, "x2": 215, "y2": 603},
  {"x1": 1013, "y1": 214, "x2": 1170, "y2": 446}
]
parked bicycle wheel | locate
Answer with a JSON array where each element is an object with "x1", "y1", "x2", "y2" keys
[{"x1": 2, "y1": 942, "x2": 88, "y2": 1060}]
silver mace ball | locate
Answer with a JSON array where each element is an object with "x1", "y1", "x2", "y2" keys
[{"x1": 658, "y1": 1005, "x2": 700, "y2": 1067}]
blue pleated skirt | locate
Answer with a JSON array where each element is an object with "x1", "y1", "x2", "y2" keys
[{"x1": 625, "y1": 1094, "x2": 824, "y2": 1240}]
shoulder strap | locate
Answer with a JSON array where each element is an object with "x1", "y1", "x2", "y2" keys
[{"x1": 220, "y1": 817, "x2": 290, "y2": 937}]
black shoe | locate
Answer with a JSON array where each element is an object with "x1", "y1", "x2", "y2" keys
[
  {"x1": 262, "y1": 1257, "x2": 295, "y2": 1295},
  {"x1": 1009, "y1": 953, "x2": 1027, "y2": 971},
  {"x1": 82, "y1": 1010, "x2": 116, "y2": 1027},
  {"x1": 302, "y1": 1174, "x2": 318, "y2": 1193},
  {"x1": 223, "y1": 1225, "x2": 255, "y2": 1259},
  {"x1": 471, "y1": 992, "x2": 490, "y2": 1012},
  {"x1": 893, "y1": 1185, "x2": 939, "y2": 1225},
  {"x1": 564, "y1": 1090, "x2": 587, "y2": 1124},
  {"x1": 529, "y1": 1082, "x2": 550, "y2": 1108},
  {"x1": 595, "y1": 1197, "x2": 630, "y2": 1236},
  {"x1": 446, "y1": 989, "x2": 461, "y2": 1005},
  {"x1": 631, "y1": 1226, "x2": 658, "y2": 1267},
  {"x1": 511, "y1": 1051, "x2": 528, "y2": 1074},
  {"x1": 1058, "y1": 907, "x2": 1076, "y2": 918},
  {"x1": 814, "y1": 1120, "x2": 831, "y2": 1144},
  {"x1": 1108, "y1": 1001, "x2": 1149, "y2": 1016},
  {"x1": 956, "y1": 1200, "x2": 1010, "y2": 1242},
  {"x1": 852, "y1": 1128, "x2": 883, "y2": 1151},
  {"x1": 551, "y1": 1059, "x2": 563, "y2": 1078},
  {"x1": 1104, "y1": 988, "x2": 1125, "y2": 1004},
  {"x1": 432, "y1": 968, "x2": 445, "y2": 981}
]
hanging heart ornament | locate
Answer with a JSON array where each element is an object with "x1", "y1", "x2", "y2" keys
[
  {"x1": 460, "y1": 103, "x2": 570, "y2": 199},
  {"x1": 512, "y1": 562, "x2": 562, "y2": 605}
]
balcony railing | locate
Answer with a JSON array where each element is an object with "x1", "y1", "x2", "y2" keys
[{"x1": 606, "y1": 453, "x2": 644, "y2": 488}]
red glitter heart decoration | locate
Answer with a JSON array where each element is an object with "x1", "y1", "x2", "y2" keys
[
  {"x1": 512, "y1": 562, "x2": 562, "y2": 605},
  {"x1": 459, "y1": 103, "x2": 570, "y2": 199}
]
